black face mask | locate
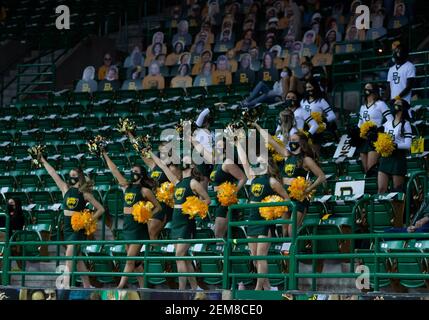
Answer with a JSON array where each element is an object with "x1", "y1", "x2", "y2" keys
[
  {"x1": 181, "y1": 163, "x2": 192, "y2": 171},
  {"x1": 288, "y1": 142, "x2": 300, "y2": 152},
  {"x1": 394, "y1": 104, "x2": 403, "y2": 113},
  {"x1": 305, "y1": 90, "x2": 314, "y2": 98},
  {"x1": 393, "y1": 51, "x2": 403, "y2": 64},
  {"x1": 68, "y1": 177, "x2": 79, "y2": 186},
  {"x1": 129, "y1": 172, "x2": 141, "y2": 183},
  {"x1": 7, "y1": 204, "x2": 15, "y2": 212},
  {"x1": 364, "y1": 89, "x2": 373, "y2": 97},
  {"x1": 284, "y1": 99, "x2": 296, "y2": 108}
]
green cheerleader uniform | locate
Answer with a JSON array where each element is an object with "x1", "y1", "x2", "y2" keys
[
  {"x1": 63, "y1": 187, "x2": 87, "y2": 241},
  {"x1": 379, "y1": 149, "x2": 407, "y2": 176},
  {"x1": 210, "y1": 164, "x2": 237, "y2": 219},
  {"x1": 247, "y1": 174, "x2": 277, "y2": 237},
  {"x1": 282, "y1": 154, "x2": 309, "y2": 213},
  {"x1": 170, "y1": 177, "x2": 197, "y2": 239},
  {"x1": 378, "y1": 120, "x2": 412, "y2": 176},
  {"x1": 123, "y1": 184, "x2": 150, "y2": 241},
  {"x1": 150, "y1": 165, "x2": 174, "y2": 222}
]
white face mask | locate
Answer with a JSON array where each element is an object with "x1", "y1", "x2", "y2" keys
[{"x1": 280, "y1": 71, "x2": 288, "y2": 78}]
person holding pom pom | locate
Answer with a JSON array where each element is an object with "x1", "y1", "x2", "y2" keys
[
  {"x1": 377, "y1": 99, "x2": 412, "y2": 194},
  {"x1": 255, "y1": 125, "x2": 326, "y2": 237},
  {"x1": 235, "y1": 139, "x2": 289, "y2": 291},
  {"x1": 102, "y1": 151, "x2": 161, "y2": 289},
  {"x1": 357, "y1": 83, "x2": 393, "y2": 174},
  {"x1": 192, "y1": 136, "x2": 247, "y2": 239},
  {"x1": 150, "y1": 152, "x2": 210, "y2": 290},
  {"x1": 39, "y1": 157, "x2": 104, "y2": 289}
]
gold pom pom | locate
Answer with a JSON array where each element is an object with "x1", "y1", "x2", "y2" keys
[
  {"x1": 259, "y1": 195, "x2": 288, "y2": 220},
  {"x1": 288, "y1": 176, "x2": 313, "y2": 202},
  {"x1": 71, "y1": 209, "x2": 97, "y2": 236},
  {"x1": 182, "y1": 196, "x2": 209, "y2": 219},
  {"x1": 360, "y1": 121, "x2": 377, "y2": 139},
  {"x1": 117, "y1": 118, "x2": 136, "y2": 134},
  {"x1": 131, "y1": 201, "x2": 154, "y2": 224},
  {"x1": 217, "y1": 182, "x2": 238, "y2": 206},
  {"x1": 28, "y1": 145, "x2": 46, "y2": 169},
  {"x1": 156, "y1": 182, "x2": 175, "y2": 208},
  {"x1": 87, "y1": 135, "x2": 107, "y2": 157},
  {"x1": 374, "y1": 133, "x2": 395, "y2": 157}
]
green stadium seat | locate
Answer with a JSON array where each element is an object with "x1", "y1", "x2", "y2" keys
[
  {"x1": 355, "y1": 248, "x2": 391, "y2": 289},
  {"x1": 10, "y1": 230, "x2": 42, "y2": 257},
  {"x1": 27, "y1": 191, "x2": 54, "y2": 205},
  {"x1": 81, "y1": 244, "x2": 115, "y2": 284},
  {"x1": 3, "y1": 190, "x2": 29, "y2": 205},
  {"x1": 230, "y1": 244, "x2": 254, "y2": 286},
  {"x1": 191, "y1": 243, "x2": 223, "y2": 285},
  {"x1": 57, "y1": 144, "x2": 80, "y2": 157},
  {"x1": 103, "y1": 187, "x2": 124, "y2": 231},
  {"x1": 107, "y1": 244, "x2": 138, "y2": 284},
  {"x1": 145, "y1": 247, "x2": 167, "y2": 286},
  {"x1": 0, "y1": 176, "x2": 17, "y2": 188},
  {"x1": 16, "y1": 174, "x2": 42, "y2": 189},
  {"x1": 368, "y1": 198, "x2": 396, "y2": 232}
]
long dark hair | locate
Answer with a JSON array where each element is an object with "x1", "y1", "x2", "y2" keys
[
  {"x1": 397, "y1": 99, "x2": 411, "y2": 138},
  {"x1": 304, "y1": 78, "x2": 324, "y2": 103},
  {"x1": 295, "y1": 131, "x2": 317, "y2": 167},
  {"x1": 131, "y1": 165, "x2": 157, "y2": 190},
  {"x1": 267, "y1": 157, "x2": 282, "y2": 182}
]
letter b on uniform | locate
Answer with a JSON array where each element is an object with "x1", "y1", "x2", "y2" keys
[
  {"x1": 56, "y1": 5, "x2": 70, "y2": 30},
  {"x1": 355, "y1": 5, "x2": 370, "y2": 30}
]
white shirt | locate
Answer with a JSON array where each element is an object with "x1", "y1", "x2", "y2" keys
[
  {"x1": 358, "y1": 100, "x2": 393, "y2": 128},
  {"x1": 387, "y1": 61, "x2": 416, "y2": 103},
  {"x1": 383, "y1": 119, "x2": 412, "y2": 150},
  {"x1": 301, "y1": 98, "x2": 336, "y2": 123}
]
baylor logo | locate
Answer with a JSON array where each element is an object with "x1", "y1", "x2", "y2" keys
[
  {"x1": 124, "y1": 193, "x2": 136, "y2": 205},
  {"x1": 151, "y1": 171, "x2": 161, "y2": 180},
  {"x1": 240, "y1": 73, "x2": 249, "y2": 83},
  {"x1": 104, "y1": 83, "x2": 112, "y2": 91},
  {"x1": 251, "y1": 184, "x2": 264, "y2": 197},
  {"x1": 175, "y1": 188, "x2": 185, "y2": 200},
  {"x1": 304, "y1": 105, "x2": 311, "y2": 112},
  {"x1": 392, "y1": 72, "x2": 400, "y2": 85},
  {"x1": 82, "y1": 83, "x2": 90, "y2": 92},
  {"x1": 210, "y1": 170, "x2": 216, "y2": 182},
  {"x1": 362, "y1": 110, "x2": 370, "y2": 121},
  {"x1": 284, "y1": 164, "x2": 296, "y2": 177},
  {"x1": 263, "y1": 72, "x2": 271, "y2": 82},
  {"x1": 128, "y1": 82, "x2": 136, "y2": 90},
  {"x1": 66, "y1": 197, "x2": 78, "y2": 210}
]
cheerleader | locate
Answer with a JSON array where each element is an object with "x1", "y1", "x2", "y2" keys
[
  {"x1": 275, "y1": 91, "x2": 319, "y2": 143},
  {"x1": 301, "y1": 79, "x2": 337, "y2": 153},
  {"x1": 377, "y1": 99, "x2": 412, "y2": 193},
  {"x1": 255, "y1": 125, "x2": 326, "y2": 237},
  {"x1": 150, "y1": 152, "x2": 210, "y2": 290},
  {"x1": 192, "y1": 136, "x2": 247, "y2": 238},
  {"x1": 358, "y1": 83, "x2": 393, "y2": 174},
  {"x1": 40, "y1": 157, "x2": 105, "y2": 288},
  {"x1": 102, "y1": 151, "x2": 161, "y2": 289},
  {"x1": 139, "y1": 141, "x2": 180, "y2": 240},
  {"x1": 235, "y1": 141, "x2": 289, "y2": 291}
]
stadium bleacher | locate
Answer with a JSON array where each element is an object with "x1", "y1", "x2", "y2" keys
[{"x1": 0, "y1": 0, "x2": 429, "y2": 301}]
